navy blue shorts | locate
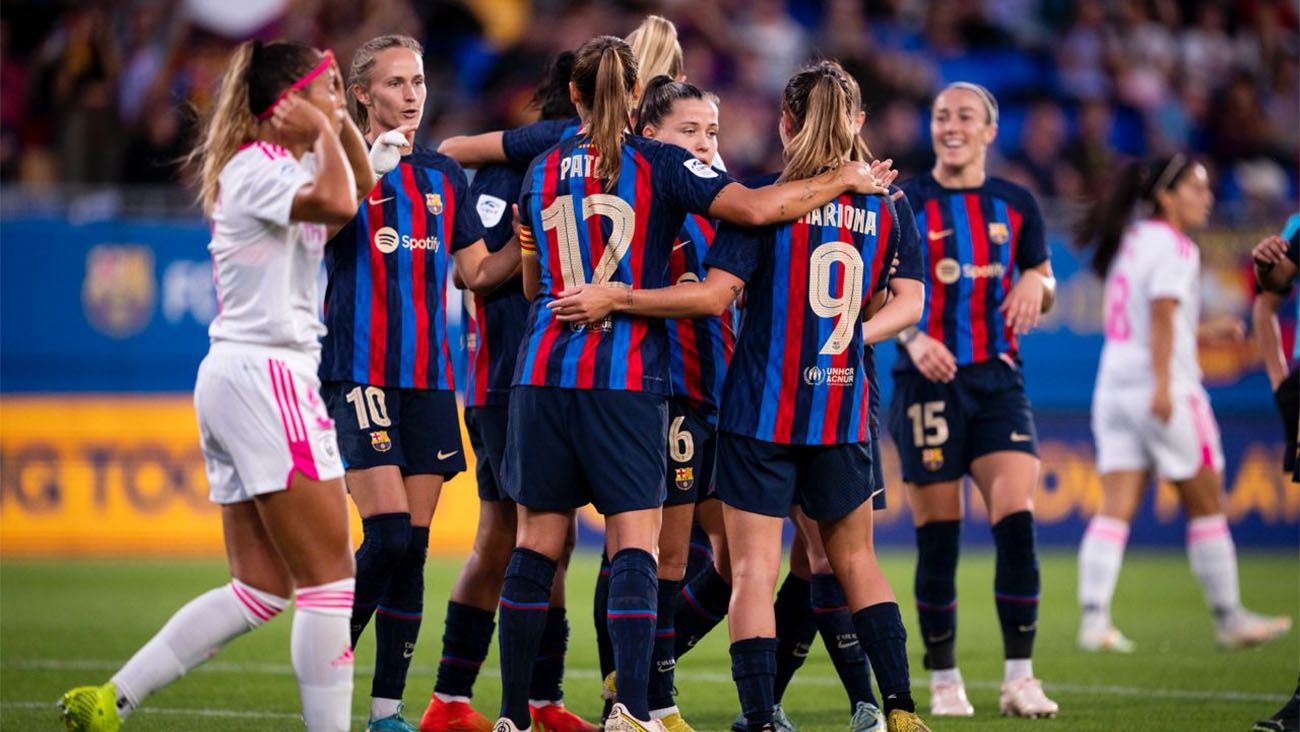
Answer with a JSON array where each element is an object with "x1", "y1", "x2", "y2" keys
[
  {"x1": 503, "y1": 386, "x2": 668, "y2": 515},
  {"x1": 715, "y1": 432, "x2": 876, "y2": 522},
  {"x1": 321, "y1": 381, "x2": 466, "y2": 479},
  {"x1": 888, "y1": 358, "x2": 1037, "y2": 485},
  {"x1": 667, "y1": 400, "x2": 717, "y2": 506},
  {"x1": 466, "y1": 405, "x2": 510, "y2": 501}
]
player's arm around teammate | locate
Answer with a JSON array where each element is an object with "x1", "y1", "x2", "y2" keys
[
  {"x1": 60, "y1": 40, "x2": 361, "y2": 732},
  {"x1": 887, "y1": 82, "x2": 1059, "y2": 719}
]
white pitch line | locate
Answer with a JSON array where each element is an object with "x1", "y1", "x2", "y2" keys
[{"x1": 1, "y1": 658, "x2": 1285, "y2": 704}]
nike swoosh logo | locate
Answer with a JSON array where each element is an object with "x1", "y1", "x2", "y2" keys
[
  {"x1": 836, "y1": 639, "x2": 860, "y2": 649},
  {"x1": 437, "y1": 450, "x2": 459, "y2": 460},
  {"x1": 927, "y1": 631, "x2": 954, "y2": 643},
  {"x1": 1010, "y1": 432, "x2": 1033, "y2": 442},
  {"x1": 929, "y1": 229, "x2": 953, "y2": 240},
  {"x1": 1018, "y1": 623, "x2": 1037, "y2": 632},
  {"x1": 673, "y1": 241, "x2": 690, "y2": 252},
  {"x1": 369, "y1": 195, "x2": 394, "y2": 205},
  {"x1": 403, "y1": 649, "x2": 415, "y2": 659}
]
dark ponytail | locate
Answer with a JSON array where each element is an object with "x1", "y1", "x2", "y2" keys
[
  {"x1": 635, "y1": 75, "x2": 713, "y2": 132},
  {"x1": 531, "y1": 51, "x2": 579, "y2": 121},
  {"x1": 1074, "y1": 154, "x2": 1194, "y2": 278}
]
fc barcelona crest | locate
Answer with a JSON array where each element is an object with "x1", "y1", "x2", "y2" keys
[
  {"x1": 922, "y1": 447, "x2": 944, "y2": 472},
  {"x1": 426, "y1": 193, "x2": 443, "y2": 216},
  {"x1": 988, "y1": 222, "x2": 1009, "y2": 244},
  {"x1": 370, "y1": 430, "x2": 392, "y2": 453},
  {"x1": 674, "y1": 467, "x2": 695, "y2": 491}
]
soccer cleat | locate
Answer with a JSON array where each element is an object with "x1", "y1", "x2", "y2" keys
[
  {"x1": 656, "y1": 711, "x2": 694, "y2": 732},
  {"x1": 601, "y1": 672, "x2": 618, "y2": 700},
  {"x1": 928, "y1": 676, "x2": 974, "y2": 717},
  {"x1": 604, "y1": 703, "x2": 667, "y2": 732},
  {"x1": 884, "y1": 710, "x2": 932, "y2": 732},
  {"x1": 999, "y1": 677, "x2": 1059, "y2": 718},
  {"x1": 57, "y1": 682, "x2": 122, "y2": 732},
  {"x1": 1252, "y1": 685, "x2": 1299, "y2": 732},
  {"x1": 730, "y1": 705, "x2": 794, "y2": 732},
  {"x1": 370, "y1": 703, "x2": 419, "y2": 732},
  {"x1": 420, "y1": 696, "x2": 495, "y2": 732},
  {"x1": 849, "y1": 701, "x2": 885, "y2": 732},
  {"x1": 531, "y1": 703, "x2": 600, "y2": 732},
  {"x1": 491, "y1": 718, "x2": 529, "y2": 732},
  {"x1": 1216, "y1": 609, "x2": 1292, "y2": 649},
  {"x1": 1077, "y1": 624, "x2": 1136, "y2": 653}
]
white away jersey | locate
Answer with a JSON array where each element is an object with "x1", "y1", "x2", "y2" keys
[
  {"x1": 1096, "y1": 219, "x2": 1201, "y2": 390},
  {"x1": 207, "y1": 142, "x2": 327, "y2": 356}
]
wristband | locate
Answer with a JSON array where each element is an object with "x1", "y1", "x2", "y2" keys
[{"x1": 897, "y1": 326, "x2": 920, "y2": 345}]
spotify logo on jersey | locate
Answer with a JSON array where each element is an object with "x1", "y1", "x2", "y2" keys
[{"x1": 374, "y1": 227, "x2": 400, "y2": 254}]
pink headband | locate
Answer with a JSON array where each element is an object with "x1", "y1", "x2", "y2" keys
[{"x1": 256, "y1": 50, "x2": 334, "y2": 121}]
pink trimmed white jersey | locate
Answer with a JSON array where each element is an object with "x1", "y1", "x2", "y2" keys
[
  {"x1": 196, "y1": 142, "x2": 343, "y2": 503},
  {"x1": 1091, "y1": 219, "x2": 1223, "y2": 480}
]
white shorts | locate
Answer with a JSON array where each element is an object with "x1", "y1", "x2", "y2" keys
[
  {"x1": 1091, "y1": 380, "x2": 1225, "y2": 482},
  {"x1": 195, "y1": 342, "x2": 344, "y2": 504}
]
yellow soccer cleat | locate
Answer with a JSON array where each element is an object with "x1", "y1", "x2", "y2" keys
[
  {"x1": 58, "y1": 682, "x2": 122, "y2": 732},
  {"x1": 885, "y1": 709, "x2": 932, "y2": 732},
  {"x1": 657, "y1": 711, "x2": 695, "y2": 732},
  {"x1": 601, "y1": 672, "x2": 618, "y2": 701}
]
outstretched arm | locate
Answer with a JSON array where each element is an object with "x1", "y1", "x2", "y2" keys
[
  {"x1": 548, "y1": 269, "x2": 745, "y2": 322},
  {"x1": 438, "y1": 131, "x2": 507, "y2": 167}
]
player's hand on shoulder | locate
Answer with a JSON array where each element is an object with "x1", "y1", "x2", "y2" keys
[
  {"x1": 841, "y1": 158, "x2": 896, "y2": 196},
  {"x1": 1251, "y1": 235, "x2": 1289, "y2": 267},
  {"x1": 906, "y1": 331, "x2": 957, "y2": 383}
]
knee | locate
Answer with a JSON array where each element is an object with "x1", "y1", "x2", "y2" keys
[
  {"x1": 229, "y1": 579, "x2": 290, "y2": 628},
  {"x1": 360, "y1": 514, "x2": 412, "y2": 568}
]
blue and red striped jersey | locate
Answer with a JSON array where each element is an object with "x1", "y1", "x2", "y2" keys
[
  {"x1": 515, "y1": 134, "x2": 733, "y2": 394},
  {"x1": 667, "y1": 214, "x2": 735, "y2": 415},
  {"x1": 463, "y1": 164, "x2": 529, "y2": 407},
  {"x1": 706, "y1": 179, "x2": 900, "y2": 445},
  {"x1": 896, "y1": 173, "x2": 1047, "y2": 369},
  {"x1": 320, "y1": 145, "x2": 485, "y2": 389},
  {"x1": 502, "y1": 117, "x2": 582, "y2": 167}
]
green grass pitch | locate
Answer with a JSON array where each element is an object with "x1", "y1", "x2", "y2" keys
[{"x1": 2, "y1": 550, "x2": 1296, "y2": 731}]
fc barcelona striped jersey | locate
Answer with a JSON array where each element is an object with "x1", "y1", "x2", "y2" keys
[
  {"x1": 502, "y1": 117, "x2": 582, "y2": 167},
  {"x1": 514, "y1": 134, "x2": 733, "y2": 394},
  {"x1": 463, "y1": 165, "x2": 529, "y2": 407},
  {"x1": 706, "y1": 178, "x2": 900, "y2": 445},
  {"x1": 320, "y1": 145, "x2": 485, "y2": 389},
  {"x1": 896, "y1": 173, "x2": 1047, "y2": 370},
  {"x1": 667, "y1": 214, "x2": 734, "y2": 414}
]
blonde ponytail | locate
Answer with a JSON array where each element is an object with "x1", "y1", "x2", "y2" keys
[
  {"x1": 778, "y1": 61, "x2": 866, "y2": 183},
  {"x1": 627, "y1": 15, "x2": 682, "y2": 87},
  {"x1": 573, "y1": 36, "x2": 638, "y2": 187},
  {"x1": 189, "y1": 41, "x2": 258, "y2": 215}
]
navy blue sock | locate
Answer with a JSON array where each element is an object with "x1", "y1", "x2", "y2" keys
[
  {"x1": 434, "y1": 601, "x2": 495, "y2": 698},
  {"x1": 992, "y1": 511, "x2": 1040, "y2": 660},
  {"x1": 498, "y1": 548, "x2": 557, "y2": 728},
  {"x1": 684, "y1": 522, "x2": 714, "y2": 585},
  {"x1": 811, "y1": 574, "x2": 876, "y2": 710},
  {"x1": 914, "y1": 520, "x2": 960, "y2": 670},
  {"x1": 772, "y1": 573, "x2": 816, "y2": 703},
  {"x1": 607, "y1": 548, "x2": 658, "y2": 720},
  {"x1": 730, "y1": 637, "x2": 778, "y2": 731},
  {"x1": 372, "y1": 524, "x2": 427, "y2": 700},
  {"x1": 351, "y1": 512, "x2": 411, "y2": 647},
  {"x1": 853, "y1": 602, "x2": 914, "y2": 714},
  {"x1": 529, "y1": 606, "x2": 569, "y2": 702},
  {"x1": 595, "y1": 553, "x2": 614, "y2": 678},
  {"x1": 648, "y1": 579, "x2": 680, "y2": 712},
  {"x1": 674, "y1": 562, "x2": 731, "y2": 658}
]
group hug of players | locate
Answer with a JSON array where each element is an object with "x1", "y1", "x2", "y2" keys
[{"x1": 58, "y1": 14, "x2": 1295, "y2": 732}]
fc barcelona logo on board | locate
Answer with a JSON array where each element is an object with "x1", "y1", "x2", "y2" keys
[
  {"x1": 426, "y1": 193, "x2": 443, "y2": 216},
  {"x1": 370, "y1": 430, "x2": 392, "y2": 453},
  {"x1": 988, "y1": 222, "x2": 1009, "y2": 244},
  {"x1": 675, "y1": 467, "x2": 695, "y2": 491}
]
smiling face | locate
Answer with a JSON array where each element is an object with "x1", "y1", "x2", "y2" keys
[
  {"x1": 642, "y1": 97, "x2": 719, "y2": 164},
  {"x1": 1156, "y1": 163, "x2": 1214, "y2": 231},
  {"x1": 930, "y1": 86, "x2": 997, "y2": 174},
  {"x1": 353, "y1": 47, "x2": 425, "y2": 136}
]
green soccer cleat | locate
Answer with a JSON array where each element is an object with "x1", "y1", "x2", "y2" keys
[
  {"x1": 369, "y1": 702, "x2": 419, "y2": 732},
  {"x1": 849, "y1": 702, "x2": 885, "y2": 732},
  {"x1": 58, "y1": 682, "x2": 122, "y2": 732}
]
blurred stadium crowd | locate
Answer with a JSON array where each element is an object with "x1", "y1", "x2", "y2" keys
[{"x1": 1, "y1": 0, "x2": 1297, "y2": 217}]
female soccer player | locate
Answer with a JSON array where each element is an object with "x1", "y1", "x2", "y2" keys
[
  {"x1": 889, "y1": 82, "x2": 1058, "y2": 719},
  {"x1": 1075, "y1": 156, "x2": 1292, "y2": 654},
  {"x1": 550, "y1": 59, "x2": 928, "y2": 732},
  {"x1": 59, "y1": 40, "x2": 371, "y2": 732},
  {"x1": 420, "y1": 52, "x2": 596, "y2": 732},
  {"x1": 320, "y1": 34, "x2": 522, "y2": 732},
  {"x1": 494, "y1": 36, "x2": 889, "y2": 732}
]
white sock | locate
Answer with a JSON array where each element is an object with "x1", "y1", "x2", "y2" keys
[
  {"x1": 530, "y1": 699, "x2": 558, "y2": 708},
  {"x1": 1078, "y1": 516, "x2": 1130, "y2": 628},
  {"x1": 111, "y1": 580, "x2": 286, "y2": 719},
  {"x1": 371, "y1": 697, "x2": 402, "y2": 720},
  {"x1": 293, "y1": 578, "x2": 356, "y2": 732},
  {"x1": 649, "y1": 705, "x2": 678, "y2": 720},
  {"x1": 931, "y1": 667, "x2": 962, "y2": 686},
  {"x1": 434, "y1": 692, "x2": 471, "y2": 704},
  {"x1": 1004, "y1": 658, "x2": 1033, "y2": 683},
  {"x1": 1186, "y1": 514, "x2": 1241, "y2": 618}
]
